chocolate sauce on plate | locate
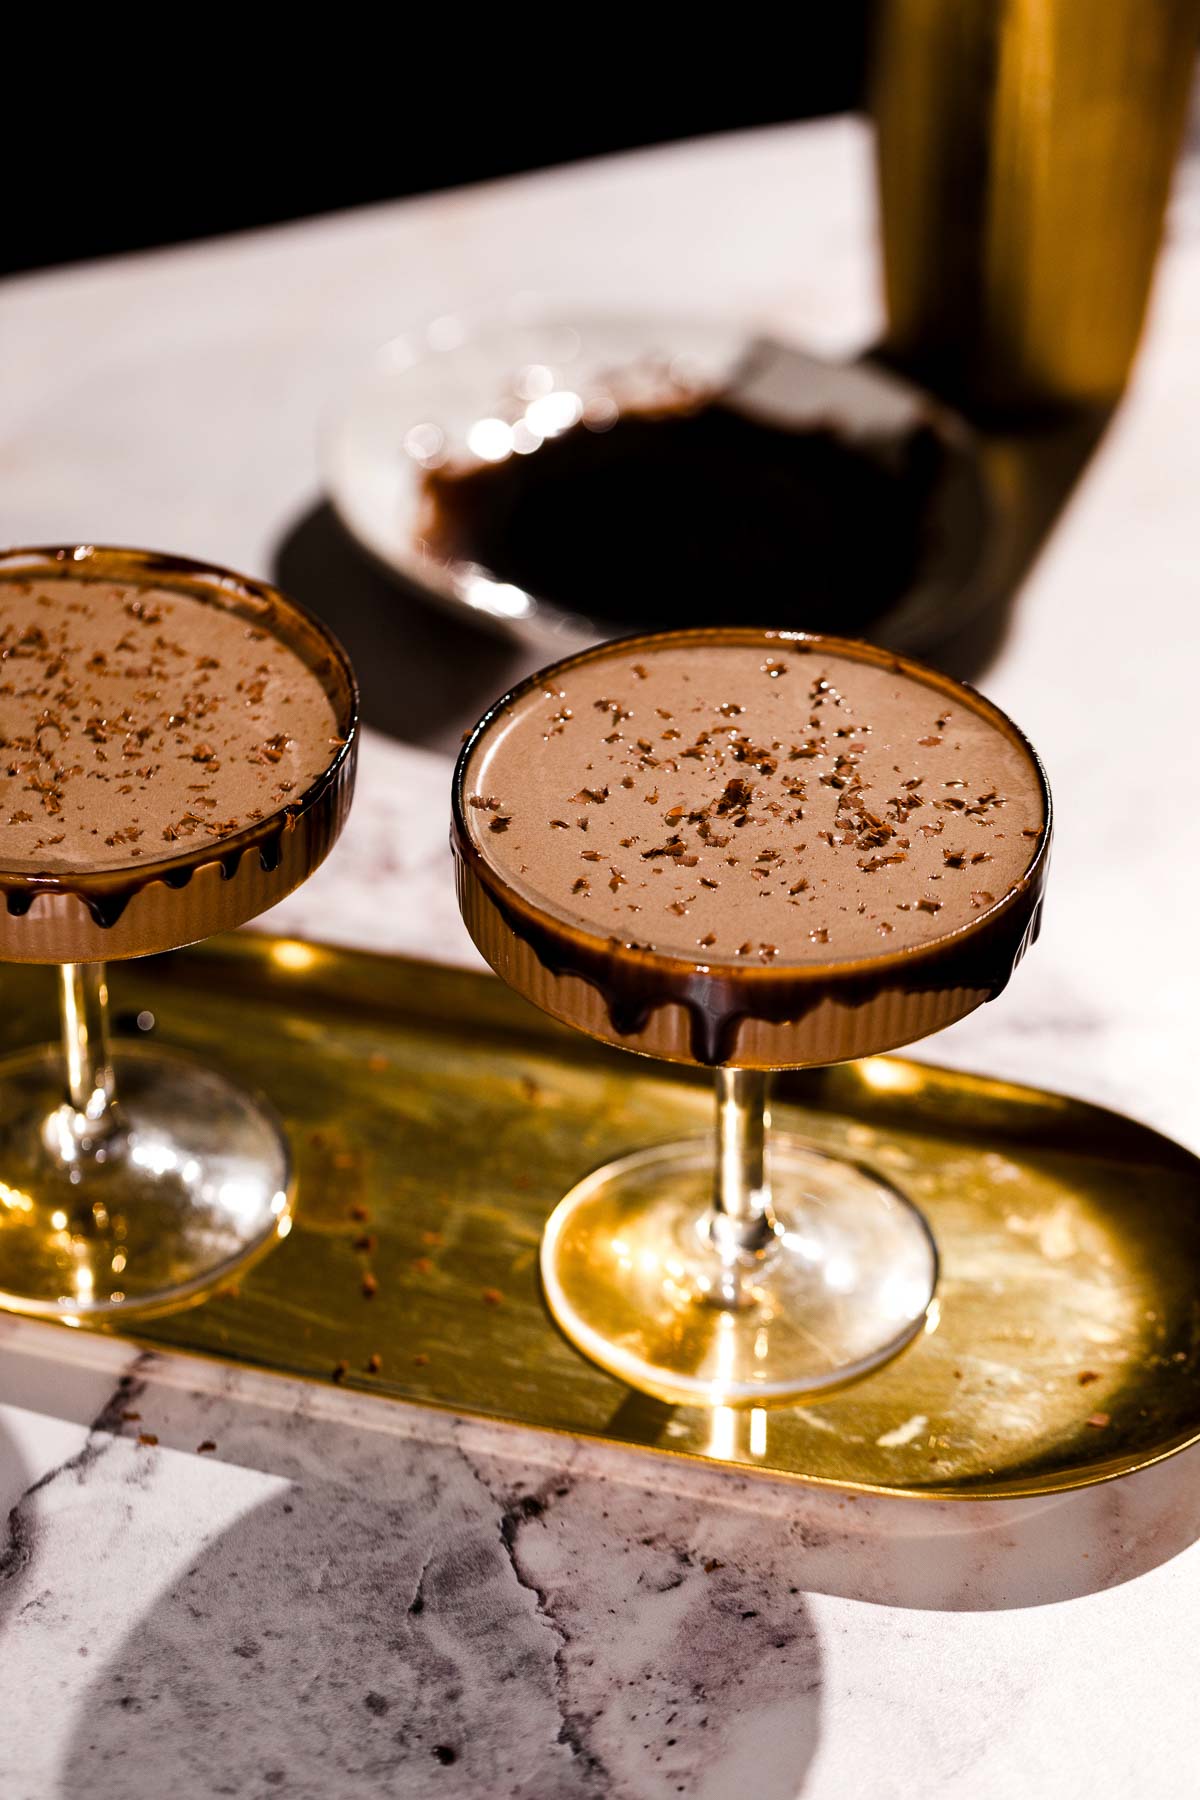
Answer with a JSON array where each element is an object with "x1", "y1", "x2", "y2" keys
[{"x1": 423, "y1": 401, "x2": 951, "y2": 633}]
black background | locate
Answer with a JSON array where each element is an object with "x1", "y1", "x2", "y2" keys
[{"x1": 6, "y1": 16, "x2": 869, "y2": 276}]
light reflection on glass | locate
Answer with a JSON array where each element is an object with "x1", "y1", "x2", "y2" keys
[
  {"x1": 510, "y1": 420, "x2": 542, "y2": 456},
  {"x1": 881, "y1": 1271, "x2": 932, "y2": 1320},
  {"x1": 780, "y1": 1229, "x2": 823, "y2": 1263},
  {"x1": 824, "y1": 1255, "x2": 855, "y2": 1293},
  {"x1": 466, "y1": 418, "x2": 513, "y2": 463},
  {"x1": 582, "y1": 393, "x2": 619, "y2": 431},
  {"x1": 131, "y1": 1140, "x2": 179, "y2": 1177},
  {"x1": 220, "y1": 1179, "x2": 268, "y2": 1226},
  {"x1": 514, "y1": 363, "x2": 554, "y2": 400},
  {"x1": 461, "y1": 574, "x2": 532, "y2": 620},
  {"x1": 524, "y1": 390, "x2": 582, "y2": 438},
  {"x1": 403, "y1": 422, "x2": 445, "y2": 467}
]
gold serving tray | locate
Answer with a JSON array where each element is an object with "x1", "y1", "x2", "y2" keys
[{"x1": 10, "y1": 933, "x2": 1199, "y2": 1500}]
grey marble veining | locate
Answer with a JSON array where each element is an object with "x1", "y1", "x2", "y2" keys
[
  {"x1": 1, "y1": 1335, "x2": 822, "y2": 1799},
  {"x1": 5, "y1": 1322, "x2": 1200, "y2": 1798}
]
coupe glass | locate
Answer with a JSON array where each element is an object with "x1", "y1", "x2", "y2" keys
[
  {"x1": 0, "y1": 546, "x2": 357, "y2": 1321},
  {"x1": 453, "y1": 627, "x2": 1051, "y2": 1406}
]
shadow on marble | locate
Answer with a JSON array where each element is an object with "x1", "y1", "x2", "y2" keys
[
  {"x1": 857, "y1": 337, "x2": 1117, "y2": 685},
  {"x1": 910, "y1": 404, "x2": 1115, "y2": 688},
  {"x1": 273, "y1": 502, "x2": 542, "y2": 758},
  {"x1": 44, "y1": 1375, "x2": 1200, "y2": 1800},
  {"x1": 54, "y1": 1384, "x2": 822, "y2": 1800},
  {"x1": 6, "y1": 1317, "x2": 1200, "y2": 1796}
]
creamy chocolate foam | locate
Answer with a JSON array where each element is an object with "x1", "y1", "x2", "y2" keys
[
  {"x1": 0, "y1": 578, "x2": 341, "y2": 874},
  {"x1": 464, "y1": 639, "x2": 1044, "y2": 966}
]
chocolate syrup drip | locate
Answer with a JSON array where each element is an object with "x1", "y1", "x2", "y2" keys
[
  {"x1": 423, "y1": 402, "x2": 951, "y2": 634},
  {"x1": 479, "y1": 869, "x2": 1046, "y2": 1066},
  {"x1": 3, "y1": 882, "x2": 133, "y2": 930},
  {"x1": 258, "y1": 834, "x2": 283, "y2": 874},
  {"x1": 0, "y1": 545, "x2": 360, "y2": 960},
  {"x1": 0, "y1": 808, "x2": 304, "y2": 936}
]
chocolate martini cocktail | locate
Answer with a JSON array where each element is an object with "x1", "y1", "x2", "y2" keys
[
  {"x1": 0, "y1": 546, "x2": 357, "y2": 1319},
  {"x1": 453, "y1": 628, "x2": 1050, "y2": 1404}
]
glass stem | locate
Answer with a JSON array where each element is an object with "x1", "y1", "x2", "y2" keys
[
  {"x1": 709, "y1": 1068, "x2": 779, "y2": 1261},
  {"x1": 59, "y1": 962, "x2": 118, "y2": 1143}
]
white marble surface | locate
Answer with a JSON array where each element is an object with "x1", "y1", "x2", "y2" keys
[
  {"x1": 5, "y1": 1319, "x2": 1200, "y2": 1800},
  {"x1": 3, "y1": 113, "x2": 1200, "y2": 1797}
]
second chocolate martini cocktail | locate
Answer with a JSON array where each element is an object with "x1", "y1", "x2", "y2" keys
[
  {"x1": 0, "y1": 546, "x2": 357, "y2": 1321},
  {"x1": 454, "y1": 628, "x2": 1051, "y2": 1404}
]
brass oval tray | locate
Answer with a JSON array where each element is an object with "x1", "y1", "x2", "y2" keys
[{"x1": 7, "y1": 933, "x2": 1196, "y2": 1500}]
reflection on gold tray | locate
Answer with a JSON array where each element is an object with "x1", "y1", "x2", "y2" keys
[{"x1": 8, "y1": 933, "x2": 1198, "y2": 1500}]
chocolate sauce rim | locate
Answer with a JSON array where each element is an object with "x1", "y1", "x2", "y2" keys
[
  {"x1": 451, "y1": 624, "x2": 1053, "y2": 986},
  {"x1": 0, "y1": 544, "x2": 360, "y2": 895}
]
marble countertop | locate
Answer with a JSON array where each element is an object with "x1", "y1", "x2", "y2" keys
[{"x1": 3, "y1": 111, "x2": 1200, "y2": 1797}]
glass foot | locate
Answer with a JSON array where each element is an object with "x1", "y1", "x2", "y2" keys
[
  {"x1": 0, "y1": 1043, "x2": 293, "y2": 1321},
  {"x1": 541, "y1": 1136, "x2": 937, "y2": 1406}
]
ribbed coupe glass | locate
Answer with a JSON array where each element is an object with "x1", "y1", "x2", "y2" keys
[
  {"x1": 0, "y1": 546, "x2": 357, "y2": 1320},
  {"x1": 453, "y1": 627, "x2": 1050, "y2": 1406}
]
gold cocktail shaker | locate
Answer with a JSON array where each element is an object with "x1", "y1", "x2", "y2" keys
[{"x1": 872, "y1": 0, "x2": 1199, "y2": 413}]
